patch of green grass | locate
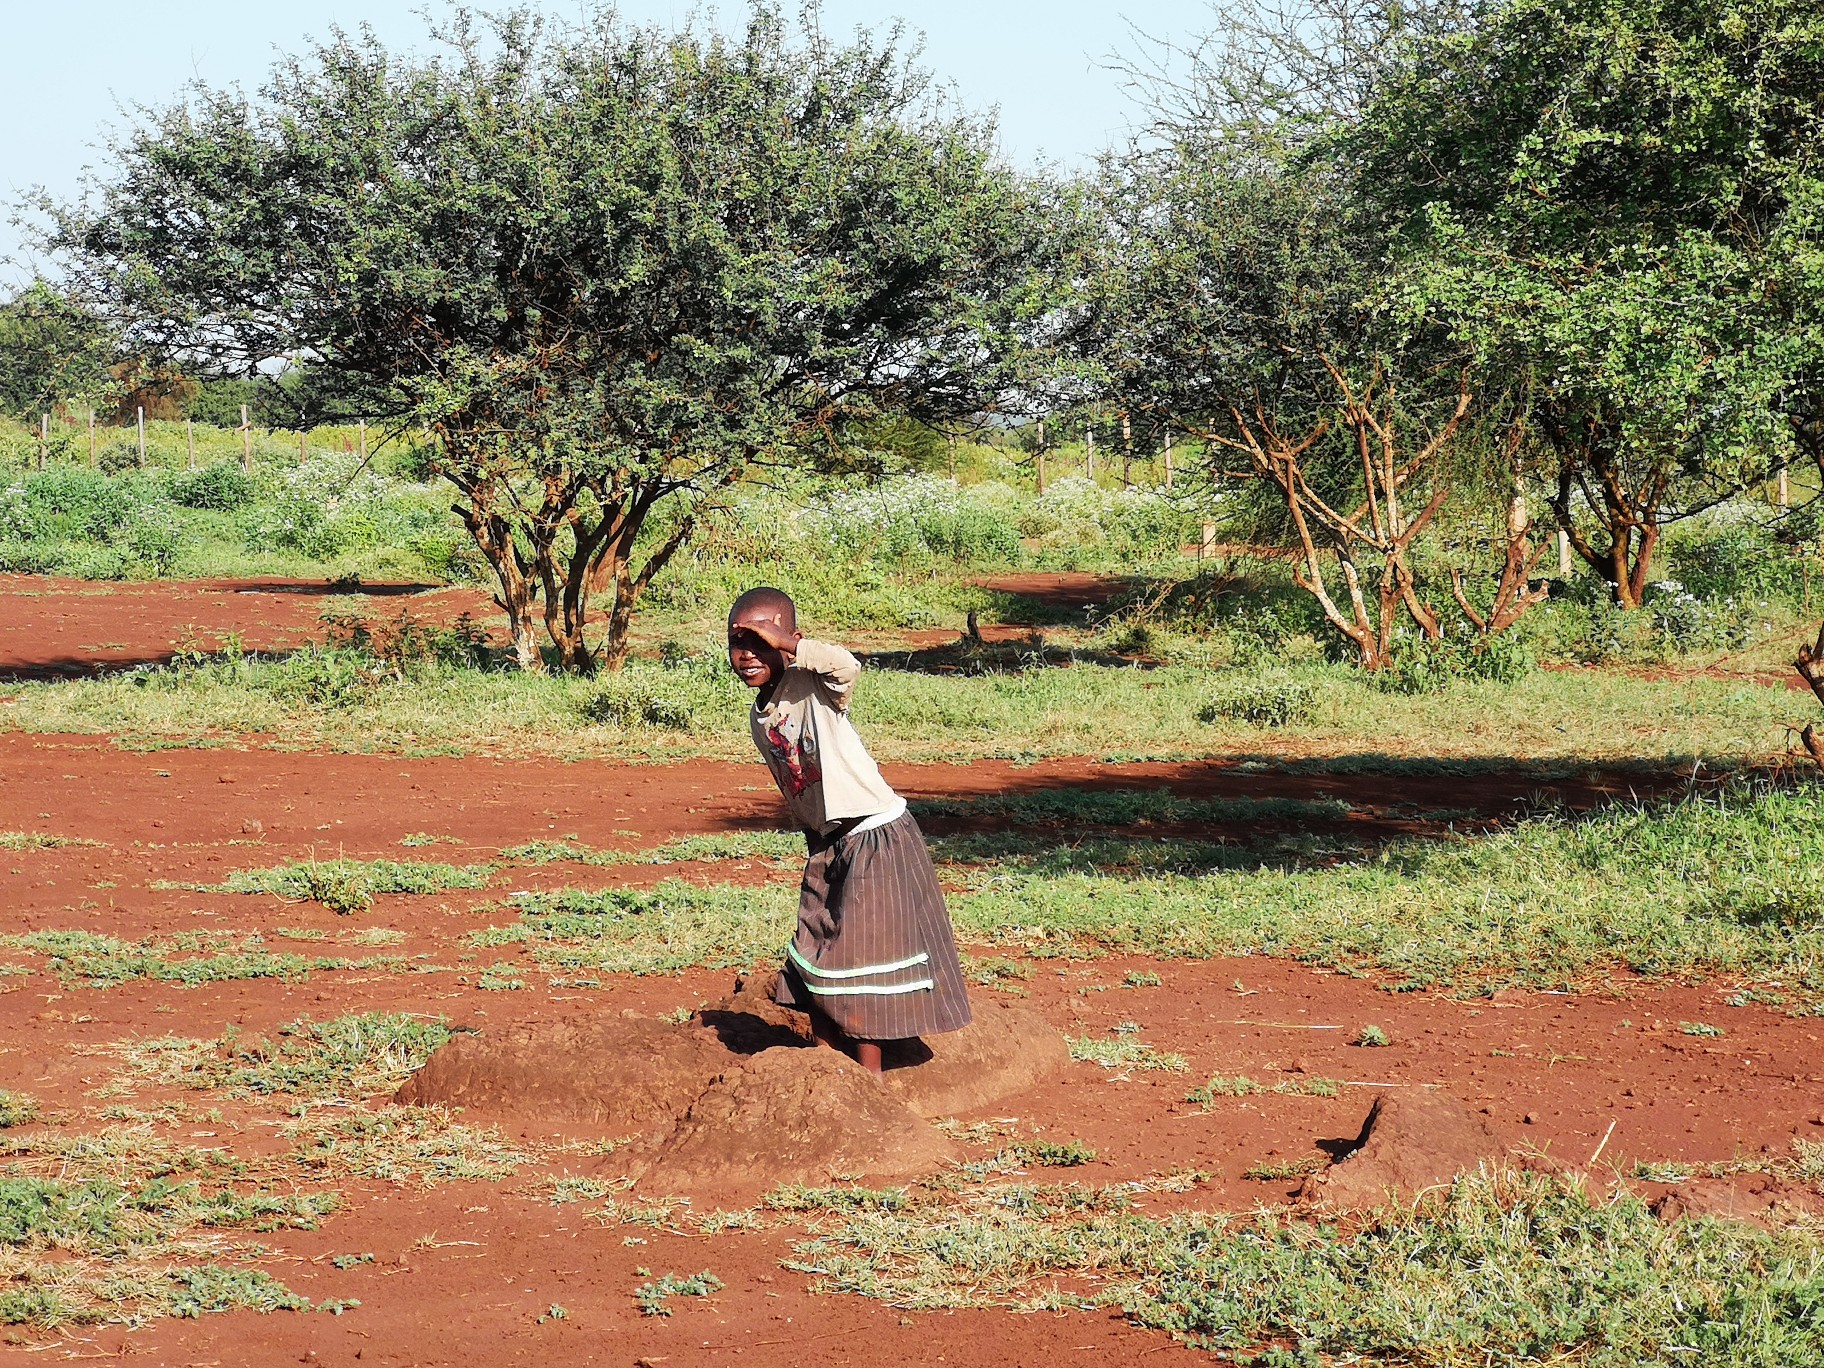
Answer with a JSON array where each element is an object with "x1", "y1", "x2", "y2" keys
[
  {"x1": 499, "y1": 831, "x2": 799, "y2": 867},
  {"x1": 0, "y1": 1091, "x2": 38, "y2": 1128},
  {"x1": 0, "y1": 1174, "x2": 334, "y2": 1256},
  {"x1": 786, "y1": 1166, "x2": 1824, "y2": 1364},
  {"x1": 0, "y1": 1260, "x2": 312, "y2": 1327},
  {"x1": 1186, "y1": 1074, "x2": 1340, "y2": 1106},
  {"x1": 1065, "y1": 1034, "x2": 1189, "y2": 1073},
  {"x1": 633, "y1": 1269, "x2": 723, "y2": 1317},
  {"x1": 214, "y1": 858, "x2": 492, "y2": 914},
  {"x1": 470, "y1": 880, "x2": 793, "y2": 976},
  {"x1": 2, "y1": 929, "x2": 345, "y2": 989},
  {"x1": 0, "y1": 831, "x2": 102, "y2": 850},
  {"x1": 0, "y1": 642, "x2": 1799, "y2": 770},
  {"x1": 107, "y1": 1013, "x2": 453, "y2": 1103},
  {"x1": 914, "y1": 788, "x2": 1351, "y2": 829},
  {"x1": 948, "y1": 782, "x2": 1824, "y2": 1004},
  {"x1": 399, "y1": 832, "x2": 463, "y2": 847},
  {"x1": 764, "y1": 1186, "x2": 911, "y2": 1213},
  {"x1": 281, "y1": 1107, "x2": 531, "y2": 1184}
]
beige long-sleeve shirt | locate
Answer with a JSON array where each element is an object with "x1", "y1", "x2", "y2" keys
[{"x1": 749, "y1": 638, "x2": 900, "y2": 834}]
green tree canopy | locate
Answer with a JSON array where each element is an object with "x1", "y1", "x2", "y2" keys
[
  {"x1": 1344, "y1": 0, "x2": 1824, "y2": 605},
  {"x1": 0, "y1": 281, "x2": 125, "y2": 421},
  {"x1": 48, "y1": 4, "x2": 1064, "y2": 669}
]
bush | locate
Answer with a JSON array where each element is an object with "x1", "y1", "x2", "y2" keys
[
  {"x1": 1663, "y1": 502, "x2": 1804, "y2": 603},
  {"x1": 96, "y1": 439, "x2": 142, "y2": 474},
  {"x1": 1373, "y1": 631, "x2": 1537, "y2": 694},
  {"x1": 122, "y1": 505, "x2": 185, "y2": 576},
  {"x1": 580, "y1": 681, "x2": 696, "y2": 729},
  {"x1": 170, "y1": 462, "x2": 254, "y2": 511},
  {"x1": 1197, "y1": 675, "x2": 1319, "y2": 727}
]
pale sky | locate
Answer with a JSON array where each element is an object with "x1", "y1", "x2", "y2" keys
[{"x1": 1, "y1": 0, "x2": 1211, "y2": 288}]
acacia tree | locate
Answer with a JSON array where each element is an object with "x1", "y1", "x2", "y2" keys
[
  {"x1": 1343, "y1": 0, "x2": 1824, "y2": 607},
  {"x1": 48, "y1": 5, "x2": 1059, "y2": 670},
  {"x1": 0, "y1": 282, "x2": 125, "y2": 421},
  {"x1": 1087, "y1": 96, "x2": 1544, "y2": 668}
]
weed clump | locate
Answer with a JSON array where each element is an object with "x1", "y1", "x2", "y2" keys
[
  {"x1": 1197, "y1": 675, "x2": 1319, "y2": 727},
  {"x1": 0, "y1": 1091, "x2": 40, "y2": 1127},
  {"x1": 217, "y1": 858, "x2": 491, "y2": 913},
  {"x1": 113, "y1": 1013, "x2": 453, "y2": 1102},
  {"x1": 634, "y1": 1269, "x2": 724, "y2": 1316}
]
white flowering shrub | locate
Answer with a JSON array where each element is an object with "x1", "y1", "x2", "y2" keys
[
  {"x1": 243, "y1": 453, "x2": 445, "y2": 560},
  {"x1": 1025, "y1": 477, "x2": 1194, "y2": 557},
  {"x1": 800, "y1": 474, "x2": 1020, "y2": 564},
  {"x1": 0, "y1": 481, "x2": 36, "y2": 541}
]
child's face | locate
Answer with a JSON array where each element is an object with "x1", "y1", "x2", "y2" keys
[{"x1": 727, "y1": 610, "x2": 788, "y2": 690}]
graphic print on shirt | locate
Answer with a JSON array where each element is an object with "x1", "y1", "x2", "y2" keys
[{"x1": 764, "y1": 712, "x2": 822, "y2": 796}]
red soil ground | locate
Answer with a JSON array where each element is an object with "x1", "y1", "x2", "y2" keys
[
  {"x1": 0, "y1": 575, "x2": 493, "y2": 681},
  {"x1": 0, "y1": 576, "x2": 1820, "y2": 1365}
]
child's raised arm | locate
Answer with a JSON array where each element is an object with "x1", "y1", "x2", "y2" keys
[{"x1": 792, "y1": 638, "x2": 863, "y2": 709}]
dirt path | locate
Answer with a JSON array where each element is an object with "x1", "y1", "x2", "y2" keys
[{"x1": 0, "y1": 574, "x2": 493, "y2": 681}]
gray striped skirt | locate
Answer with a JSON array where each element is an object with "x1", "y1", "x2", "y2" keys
[{"x1": 773, "y1": 809, "x2": 973, "y2": 1041}]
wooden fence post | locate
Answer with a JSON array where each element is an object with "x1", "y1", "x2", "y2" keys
[
  {"x1": 1121, "y1": 411, "x2": 1133, "y2": 488},
  {"x1": 38, "y1": 413, "x2": 48, "y2": 469},
  {"x1": 299, "y1": 429, "x2": 308, "y2": 465},
  {"x1": 1163, "y1": 431, "x2": 1174, "y2": 490},
  {"x1": 186, "y1": 418, "x2": 195, "y2": 468},
  {"x1": 136, "y1": 406, "x2": 146, "y2": 466},
  {"x1": 1086, "y1": 426, "x2": 1095, "y2": 481},
  {"x1": 241, "y1": 405, "x2": 252, "y2": 472},
  {"x1": 1557, "y1": 529, "x2": 1573, "y2": 577},
  {"x1": 1778, "y1": 467, "x2": 1790, "y2": 508},
  {"x1": 358, "y1": 419, "x2": 368, "y2": 461},
  {"x1": 87, "y1": 408, "x2": 96, "y2": 466}
]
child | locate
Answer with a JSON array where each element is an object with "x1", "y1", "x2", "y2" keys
[{"x1": 727, "y1": 586, "x2": 972, "y2": 1074}]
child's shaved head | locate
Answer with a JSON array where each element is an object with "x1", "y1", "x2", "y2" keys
[{"x1": 729, "y1": 586, "x2": 797, "y2": 629}]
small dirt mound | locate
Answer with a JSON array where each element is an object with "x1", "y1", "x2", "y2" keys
[
  {"x1": 393, "y1": 1015, "x2": 731, "y2": 1133},
  {"x1": 1649, "y1": 1175, "x2": 1824, "y2": 1231},
  {"x1": 696, "y1": 973, "x2": 1070, "y2": 1117},
  {"x1": 636, "y1": 1047, "x2": 962, "y2": 1198},
  {"x1": 1298, "y1": 1089, "x2": 1509, "y2": 1210},
  {"x1": 689, "y1": 971, "x2": 813, "y2": 1053},
  {"x1": 396, "y1": 985, "x2": 1070, "y2": 1194},
  {"x1": 883, "y1": 996, "x2": 1072, "y2": 1118}
]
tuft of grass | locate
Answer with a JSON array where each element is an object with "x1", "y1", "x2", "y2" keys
[
  {"x1": 1354, "y1": 1025, "x2": 1391, "y2": 1048},
  {"x1": 281, "y1": 1107, "x2": 531, "y2": 1184},
  {"x1": 215, "y1": 858, "x2": 492, "y2": 914},
  {"x1": 1066, "y1": 1034, "x2": 1189, "y2": 1073},
  {"x1": 1242, "y1": 1155, "x2": 1326, "y2": 1182},
  {"x1": 0, "y1": 831, "x2": 103, "y2": 850},
  {"x1": 0, "y1": 1090, "x2": 39, "y2": 1127},
  {"x1": 1680, "y1": 1020, "x2": 1725, "y2": 1037},
  {"x1": 634, "y1": 1270, "x2": 724, "y2": 1317},
  {"x1": 1186, "y1": 1074, "x2": 1340, "y2": 1106}
]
